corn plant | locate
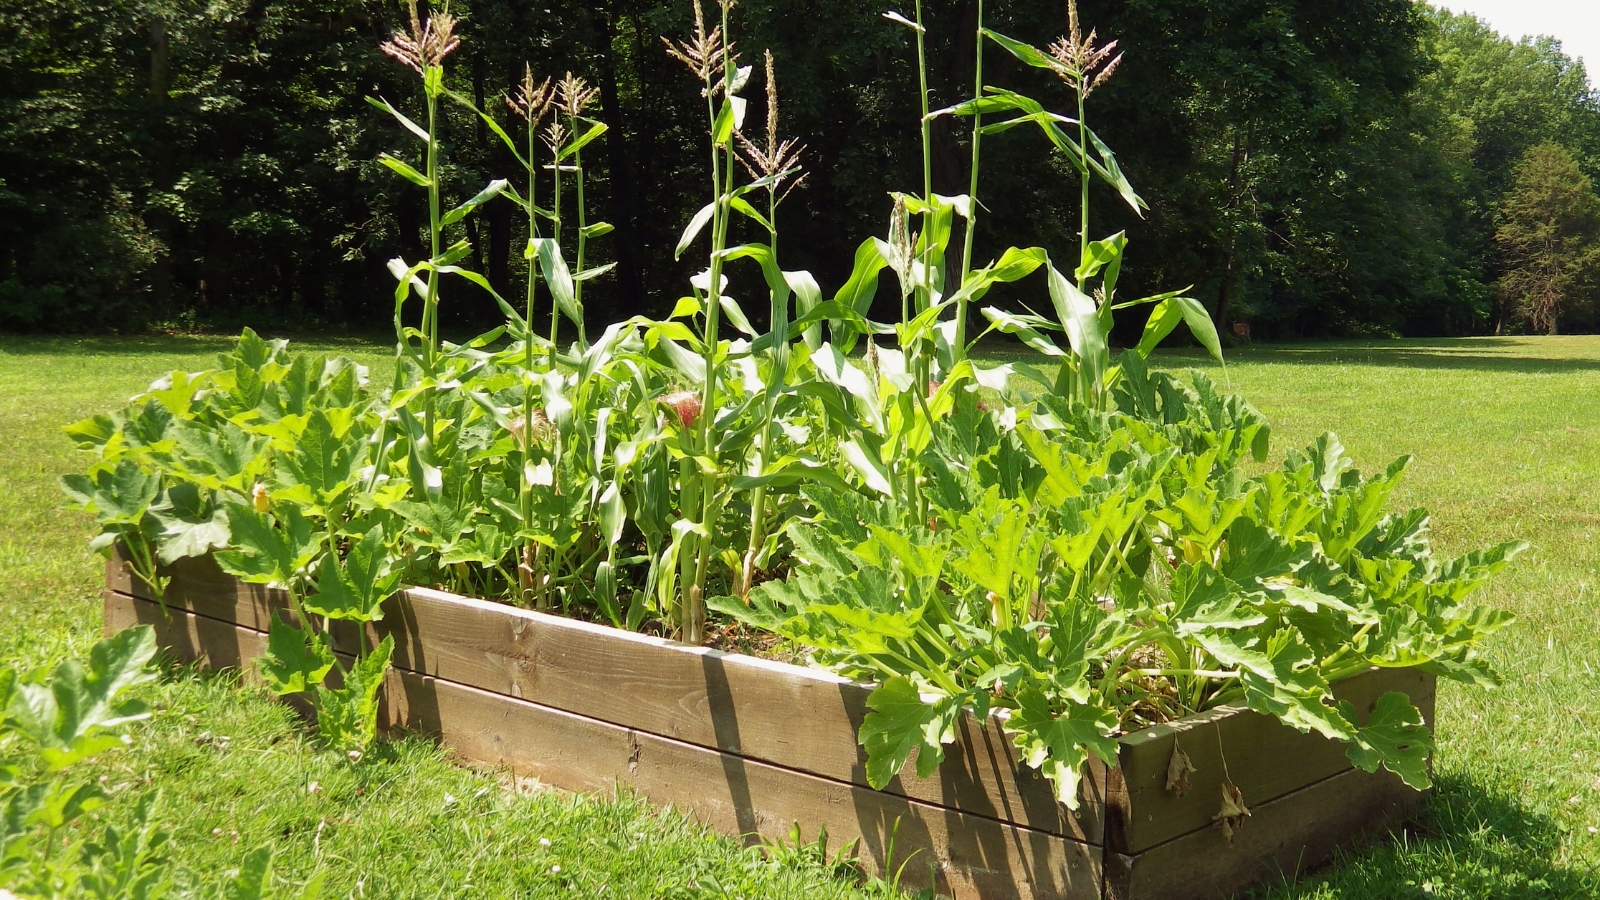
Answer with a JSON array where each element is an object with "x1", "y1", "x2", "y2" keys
[{"x1": 62, "y1": 0, "x2": 1523, "y2": 807}]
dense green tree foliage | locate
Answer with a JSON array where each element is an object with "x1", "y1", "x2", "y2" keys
[
  {"x1": 2, "y1": 0, "x2": 1597, "y2": 335},
  {"x1": 1494, "y1": 143, "x2": 1600, "y2": 334}
]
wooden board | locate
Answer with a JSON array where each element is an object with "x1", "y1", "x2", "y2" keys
[
  {"x1": 106, "y1": 590, "x2": 1100, "y2": 900},
  {"x1": 1104, "y1": 667, "x2": 1435, "y2": 853},
  {"x1": 108, "y1": 553, "x2": 1104, "y2": 842},
  {"x1": 1100, "y1": 764, "x2": 1423, "y2": 900}
]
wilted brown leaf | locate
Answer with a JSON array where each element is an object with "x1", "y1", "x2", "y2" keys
[
  {"x1": 1166, "y1": 741, "x2": 1195, "y2": 797},
  {"x1": 1213, "y1": 778, "x2": 1250, "y2": 845}
]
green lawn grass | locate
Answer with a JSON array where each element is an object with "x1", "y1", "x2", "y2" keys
[{"x1": 3, "y1": 333, "x2": 1597, "y2": 898}]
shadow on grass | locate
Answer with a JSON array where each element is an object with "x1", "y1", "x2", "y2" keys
[
  {"x1": 970, "y1": 336, "x2": 1600, "y2": 375},
  {"x1": 1217, "y1": 347, "x2": 1600, "y2": 376},
  {"x1": 0, "y1": 332, "x2": 396, "y2": 358},
  {"x1": 1249, "y1": 773, "x2": 1598, "y2": 899}
]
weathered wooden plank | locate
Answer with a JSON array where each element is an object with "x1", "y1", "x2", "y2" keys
[
  {"x1": 108, "y1": 552, "x2": 1105, "y2": 842},
  {"x1": 1104, "y1": 668, "x2": 1435, "y2": 854},
  {"x1": 106, "y1": 590, "x2": 1100, "y2": 900},
  {"x1": 1100, "y1": 764, "x2": 1423, "y2": 900},
  {"x1": 107, "y1": 554, "x2": 282, "y2": 629},
  {"x1": 388, "y1": 668, "x2": 1103, "y2": 900},
  {"x1": 105, "y1": 587, "x2": 265, "y2": 670}
]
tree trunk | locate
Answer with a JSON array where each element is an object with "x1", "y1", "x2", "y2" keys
[
  {"x1": 148, "y1": 16, "x2": 174, "y2": 315},
  {"x1": 598, "y1": 5, "x2": 645, "y2": 318}
]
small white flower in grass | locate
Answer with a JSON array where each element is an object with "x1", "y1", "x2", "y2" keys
[
  {"x1": 347, "y1": 749, "x2": 362, "y2": 763},
  {"x1": 307, "y1": 781, "x2": 321, "y2": 795},
  {"x1": 539, "y1": 838, "x2": 551, "y2": 848},
  {"x1": 550, "y1": 865, "x2": 561, "y2": 874}
]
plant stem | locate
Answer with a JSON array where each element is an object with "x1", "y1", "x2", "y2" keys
[
  {"x1": 1076, "y1": 85, "x2": 1090, "y2": 290},
  {"x1": 915, "y1": 0, "x2": 931, "y2": 206},
  {"x1": 954, "y1": 0, "x2": 984, "y2": 360},
  {"x1": 572, "y1": 125, "x2": 589, "y2": 348},
  {"x1": 423, "y1": 80, "x2": 443, "y2": 439},
  {"x1": 686, "y1": 1, "x2": 738, "y2": 643},
  {"x1": 741, "y1": 188, "x2": 782, "y2": 596},
  {"x1": 549, "y1": 137, "x2": 564, "y2": 352},
  {"x1": 520, "y1": 108, "x2": 541, "y2": 607}
]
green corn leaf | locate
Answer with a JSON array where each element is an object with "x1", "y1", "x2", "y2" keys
[
  {"x1": 1135, "y1": 295, "x2": 1225, "y2": 367},
  {"x1": 530, "y1": 238, "x2": 579, "y2": 326},
  {"x1": 445, "y1": 88, "x2": 529, "y2": 168},
  {"x1": 832, "y1": 239, "x2": 888, "y2": 351},
  {"x1": 676, "y1": 201, "x2": 716, "y2": 260},
  {"x1": 441, "y1": 179, "x2": 508, "y2": 226},
  {"x1": 1341, "y1": 691, "x2": 1434, "y2": 790},
  {"x1": 711, "y1": 95, "x2": 747, "y2": 146},
  {"x1": 981, "y1": 29, "x2": 1060, "y2": 71},
  {"x1": 1086, "y1": 126, "x2": 1146, "y2": 213},
  {"x1": 1076, "y1": 232, "x2": 1126, "y2": 292},
  {"x1": 597, "y1": 481, "x2": 626, "y2": 545},
  {"x1": 719, "y1": 295, "x2": 758, "y2": 337},
  {"x1": 729, "y1": 196, "x2": 774, "y2": 233},
  {"x1": 559, "y1": 120, "x2": 609, "y2": 160},
  {"x1": 365, "y1": 96, "x2": 429, "y2": 143},
  {"x1": 786, "y1": 269, "x2": 823, "y2": 350},
  {"x1": 882, "y1": 10, "x2": 925, "y2": 33},
  {"x1": 840, "y1": 440, "x2": 893, "y2": 497},
  {"x1": 580, "y1": 221, "x2": 615, "y2": 240},
  {"x1": 1047, "y1": 263, "x2": 1108, "y2": 392},
  {"x1": 980, "y1": 308, "x2": 1065, "y2": 357},
  {"x1": 257, "y1": 615, "x2": 334, "y2": 697},
  {"x1": 378, "y1": 154, "x2": 430, "y2": 187}
]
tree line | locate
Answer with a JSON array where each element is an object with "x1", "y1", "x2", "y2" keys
[{"x1": 2, "y1": 0, "x2": 1598, "y2": 337}]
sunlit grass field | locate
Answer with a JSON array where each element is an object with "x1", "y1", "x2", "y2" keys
[{"x1": 2, "y1": 333, "x2": 1596, "y2": 898}]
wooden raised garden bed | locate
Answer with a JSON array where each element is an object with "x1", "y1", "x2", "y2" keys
[{"x1": 105, "y1": 551, "x2": 1434, "y2": 900}]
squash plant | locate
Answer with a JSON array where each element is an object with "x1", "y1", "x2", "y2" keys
[
  {"x1": 63, "y1": 0, "x2": 1519, "y2": 809},
  {"x1": 0, "y1": 626, "x2": 320, "y2": 899}
]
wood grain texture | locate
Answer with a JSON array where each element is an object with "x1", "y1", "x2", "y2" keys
[
  {"x1": 1104, "y1": 668, "x2": 1436, "y2": 854},
  {"x1": 108, "y1": 551, "x2": 1104, "y2": 842},
  {"x1": 105, "y1": 590, "x2": 1099, "y2": 900},
  {"x1": 1100, "y1": 764, "x2": 1424, "y2": 900}
]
